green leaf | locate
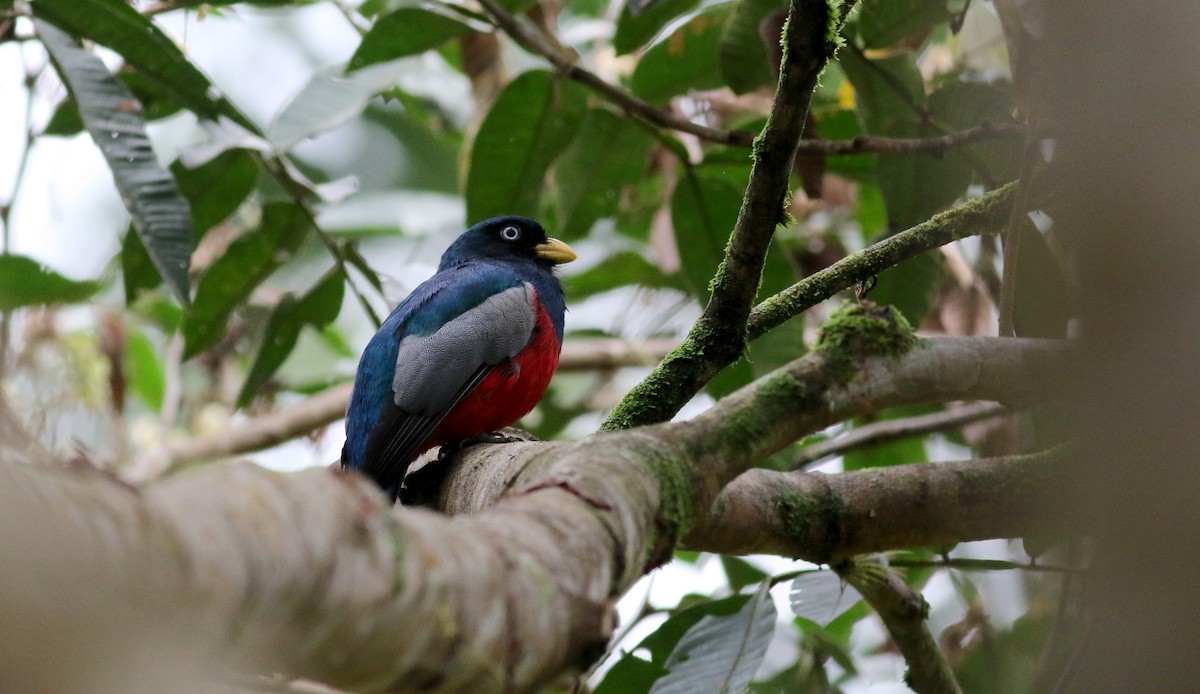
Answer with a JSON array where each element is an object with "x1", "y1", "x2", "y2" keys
[
  {"x1": 465, "y1": 71, "x2": 588, "y2": 223},
  {"x1": 237, "y1": 268, "x2": 345, "y2": 407},
  {"x1": 868, "y1": 251, "x2": 944, "y2": 326},
  {"x1": 652, "y1": 580, "x2": 777, "y2": 693},
  {"x1": 1012, "y1": 220, "x2": 1071, "y2": 339},
  {"x1": 552, "y1": 109, "x2": 656, "y2": 239},
  {"x1": 789, "y1": 570, "x2": 862, "y2": 626},
  {"x1": 45, "y1": 67, "x2": 183, "y2": 137},
  {"x1": 268, "y1": 61, "x2": 408, "y2": 148},
  {"x1": 348, "y1": 8, "x2": 470, "y2": 72},
  {"x1": 30, "y1": 0, "x2": 257, "y2": 132},
  {"x1": 842, "y1": 403, "x2": 935, "y2": 470},
  {"x1": 639, "y1": 593, "x2": 754, "y2": 666},
  {"x1": 613, "y1": 0, "x2": 701, "y2": 55},
  {"x1": 121, "y1": 227, "x2": 161, "y2": 304},
  {"x1": 671, "y1": 170, "x2": 743, "y2": 302},
  {"x1": 594, "y1": 653, "x2": 668, "y2": 694},
  {"x1": 36, "y1": 19, "x2": 194, "y2": 307},
  {"x1": 183, "y1": 203, "x2": 313, "y2": 359},
  {"x1": 172, "y1": 149, "x2": 259, "y2": 236},
  {"x1": 719, "y1": 0, "x2": 787, "y2": 94},
  {"x1": 720, "y1": 556, "x2": 770, "y2": 592},
  {"x1": 630, "y1": 5, "x2": 730, "y2": 105},
  {"x1": 126, "y1": 328, "x2": 165, "y2": 411},
  {"x1": 0, "y1": 255, "x2": 103, "y2": 310},
  {"x1": 858, "y1": 0, "x2": 963, "y2": 49},
  {"x1": 561, "y1": 251, "x2": 685, "y2": 300},
  {"x1": 927, "y1": 79, "x2": 1022, "y2": 182},
  {"x1": 818, "y1": 109, "x2": 877, "y2": 179}
]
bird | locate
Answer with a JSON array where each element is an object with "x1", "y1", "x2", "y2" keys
[{"x1": 341, "y1": 216, "x2": 576, "y2": 500}]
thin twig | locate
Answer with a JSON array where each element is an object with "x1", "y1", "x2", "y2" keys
[
  {"x1": 157, "y1": 338, "x2": 677, "y2": 467},
  {"x1": 888, "y1": 557, "x2": 1078, "y2": 574},
  {"x1": 793, "y1": 401, "x2": 1009, "y2": 469},
  {"x1": 476, "y1": 0, "x2": 1022, "y2": 155},
  {"x1": 747, "y1": 181, "x2": 1017, "y2": 341}
]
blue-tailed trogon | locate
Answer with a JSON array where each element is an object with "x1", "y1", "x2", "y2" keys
[{"x1": 341, "y1": 216, "x2": 576, "y2": 500}]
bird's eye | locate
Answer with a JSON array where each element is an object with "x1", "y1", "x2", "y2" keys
[{"x1": 500, "y1": 225, "x2": 521, "y2": 241}]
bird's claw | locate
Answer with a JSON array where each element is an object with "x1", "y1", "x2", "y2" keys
[{"x1": 463, "y1": 431, "x2": 525, "y2": 447}]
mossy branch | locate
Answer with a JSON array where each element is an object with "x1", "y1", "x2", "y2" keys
[
  {"x1": 838, "y1": 556, "x2": 964, "y2": 694},
  {"x1": 747, "y1": 181, "x2": 1017, "y2": 339},
  {"x1": 683, "y1": 450, "x2": 1066, "y2": 561},
  {"x1": 601, "y1": 0, "x2": 842, "y2": 433},
  {"x1": 0, "y1": 306, "x2": 1068, "y2": 692},
  {"x1": 603, "y1": 180, "x2": 1017, "y2": 433}
]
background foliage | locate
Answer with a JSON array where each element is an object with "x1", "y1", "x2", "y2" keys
[{"x1": 0, "y1": 0, "x2": 1057, "y2": 690}]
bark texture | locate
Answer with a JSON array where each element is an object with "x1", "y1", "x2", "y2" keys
[{"x1": 0, "y1": 334, "x2": 1066, "y2": 693}]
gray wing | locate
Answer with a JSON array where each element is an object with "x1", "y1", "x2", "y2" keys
[{"x1": 362, "y1": 283, "x2": 537, "y2": 492}]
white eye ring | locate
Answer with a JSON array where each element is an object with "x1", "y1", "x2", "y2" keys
[{"x1": 500, "y1": 225, "x2": 521, "y2": 241}]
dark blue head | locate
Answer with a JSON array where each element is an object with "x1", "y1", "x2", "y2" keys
[{"x1": 440, "y1": 216, "x2": 577, "y2": 271}]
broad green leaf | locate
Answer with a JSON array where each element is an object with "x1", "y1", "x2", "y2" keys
[
  {"x1": 630, "y1": 5, "x2": 730, "y2": 105},
  {"x1": 857, "y1": 0, "x2": 964, "y2": 49},
  {"x1": 613, "y1": 0, "x2": 701, "y2": 55},
  {"x1": 720, "y1": 556, "x2": 770, "y2": 592},
  {"x1": 30, "y1": 0, "x2": 257, "y2": 132},
  {"x1": 789, "y1": 570, "x2": 862, "y2": 626},
  {"x1": 36, "y1": 19, "x2": 194, "y2": 307},
  {"x1": 183, "y1": 203, "x2": 312, "y2": 359},
  {"x1": 671, "y1": 170, "x2": 743, "y2": 302},
  {"x1": 126, "y1": 328, "x2": 165, "y2": 411},
  {"x1": 817, "y1": 109, "x2": 877, "y2": 179},
  {"x1": 651, "y1": 581, "x2": 776, "y2": 693},
  {"x1": 268, "y1": 61, "x2": 408, "y2": 148},
  {"x1": 639, "y1": 593, "x2": 755, "y2": 665},
  {"x1": 121, "y1": 227, "x2": 161, "y2": 304},
  {"x1": 842, "y1": 403, "x2": 935, "y2": 470},
  {"x1": 719, "y1": 0, "x2": 788, "y2": 94},
  {"x1": 561, "y1": 251, "x2": 685, "y2": 299},
  {"x1": 552, "y1": 109, "x2": 656, "y2": 239},
  {"x1": 594, "y1": 653, "x2": 668, "y2": 694},
  {"x1": 466, "y1": 71, "x2": 588, "y2": 223},
  {"x1": 237, "y1": 268, "x2": 345, "y2": 407},
  {"x1": 172, "y1": 149, "x2": 259, "y2": 236},
  {"x1": 747, "y1": 313, "x2": 806, "y2": 378},
  {"x1": 348, "y1": 8, "x2": 470, "y2": 71},
  {"x1": 839, "y1": 47, "x2": 926, "y2": 137},
  {"x1": 927, "y1": 79, "x2": 1023, "y2": 182},
  {"x1": 1012, "y1": 219, "x2": 1071, "y2": 339},
  {"x1": 45, "y1": 68, "x2": 183, "y2": 136},
  {"x1": 0, "y1": 255, "x2": 103, "y2": 310},
  {"x1": 868, "y1": 251, "x2": 945, "y2": 326}
]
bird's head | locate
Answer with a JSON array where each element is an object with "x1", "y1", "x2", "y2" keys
[{"x1": 441, "y1": 216, "x2": 577, "y2": 269}]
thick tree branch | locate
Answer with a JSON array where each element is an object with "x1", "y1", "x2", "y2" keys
[
  {"x1": 603, "y1": 0, "x2": 841, "y2": 432},
  {"x1": 790, "y1": 401, "x2": 1010, "y2": 469},
  {"x1": 439, "y1": 328, "x2": 1068, "y2": 539},
  {"x1": 0, "y1": 324, "x2": 1068, "y2": 692},
  {"x1": 838, "y1": 557, "x2": 963, "y2": 694},
  {"x1": 682, "y1": 451, "x2": 1065, "y2": 560}
]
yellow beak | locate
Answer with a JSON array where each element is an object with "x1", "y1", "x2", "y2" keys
[{"x1": 535, "y1": 237, "x2": 577, "y2": 265}]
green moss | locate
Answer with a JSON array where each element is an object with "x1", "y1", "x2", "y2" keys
[
  {"x1": 813, "y1": 300, "x2": 918, "y2": 384},
  {"x1": 775, "y1": 480, "x2": 846, "y2": 563}
]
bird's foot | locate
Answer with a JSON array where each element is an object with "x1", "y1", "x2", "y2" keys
[{"x1": 462, "y1": 430, "x2": 525, "y2": 447}]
